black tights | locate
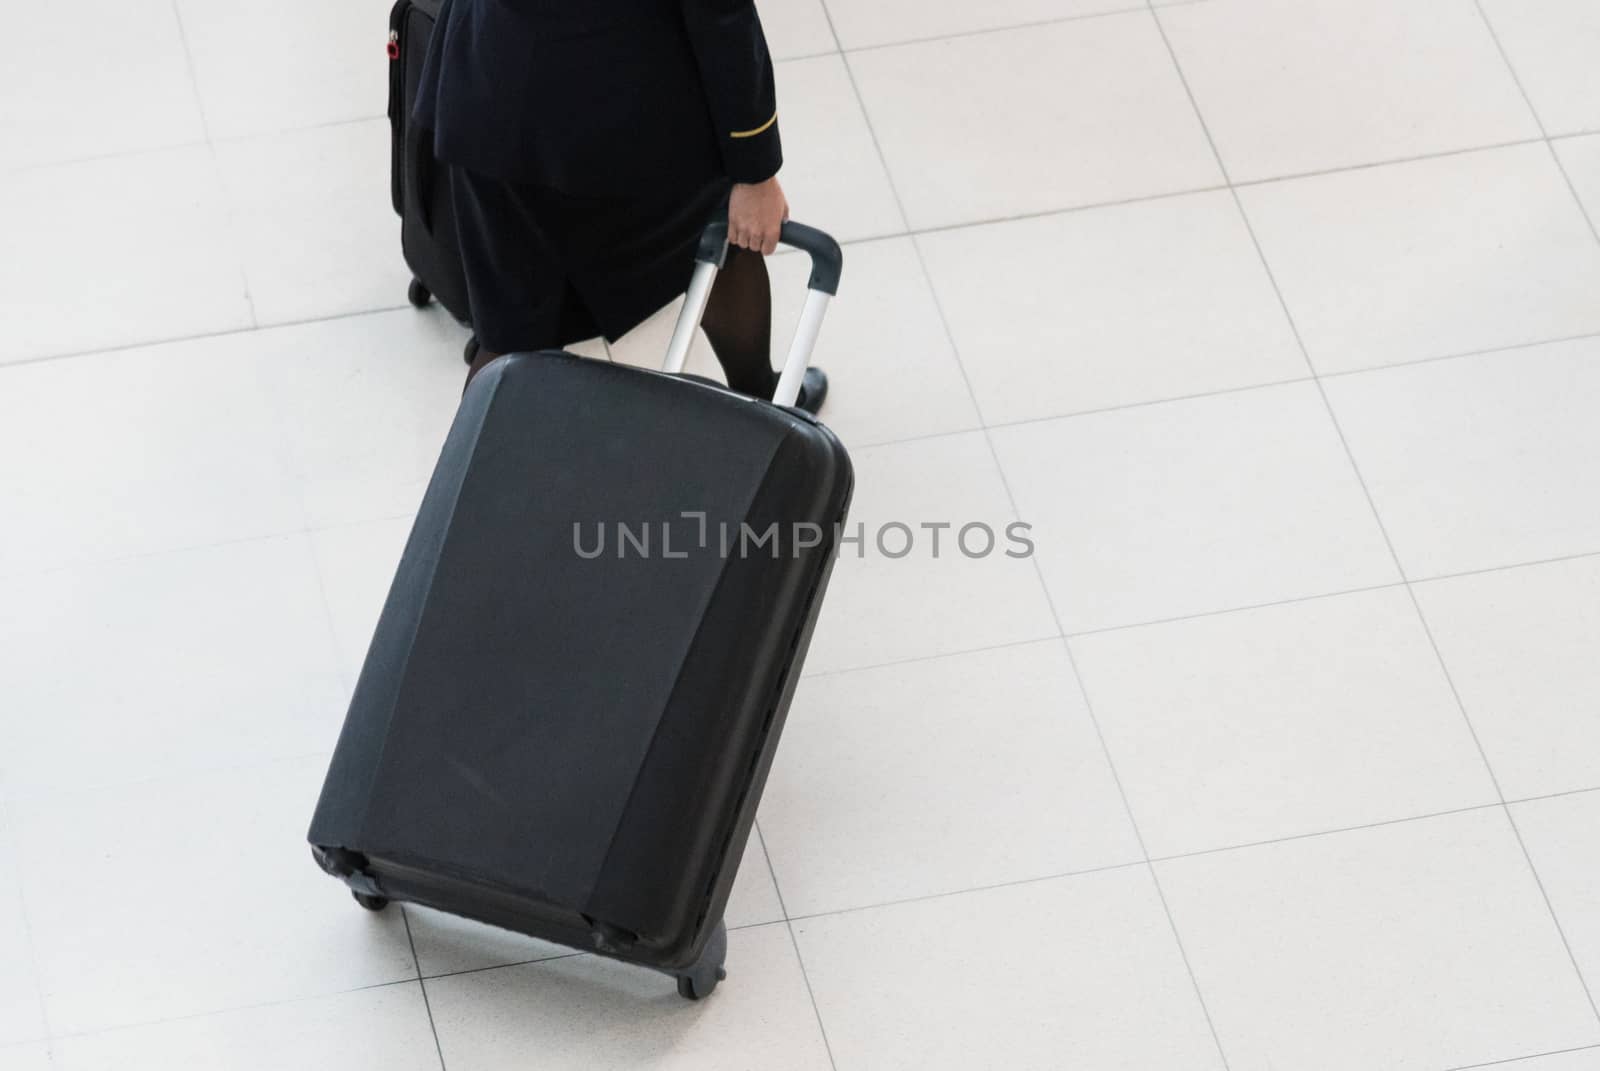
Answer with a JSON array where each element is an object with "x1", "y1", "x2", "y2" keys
[
  {"x1": 465, "y1": 246, "x2": 778, "y2": 396},
  {"x1": 700, "y1": 246, "x2": 778, "y2": 398}
]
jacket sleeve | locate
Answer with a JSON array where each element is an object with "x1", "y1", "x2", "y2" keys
[{"x1": 680, "y1": 0, "x2": 783, "y2": 184}]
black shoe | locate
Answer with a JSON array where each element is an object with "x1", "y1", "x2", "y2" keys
[{"x1": 791, "y1": 367, "x2": 829, "y2": 416}]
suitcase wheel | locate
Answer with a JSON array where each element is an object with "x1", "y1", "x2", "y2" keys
[
  {"x1": 672, "y1": 921, "x2": 728, "y2": 1000},
  {"x1": 463, "y1": 336, "x2": 480, "y2": 366},
  {"x1": 407, "y1": 278, "x2": 432, "y2": 309},
  {"x1": 676, "y1": 966, "x2": 726, "y2": 1001},
  {"x1": 352, "y1": 891, "x2": 390, "y2": 912}
]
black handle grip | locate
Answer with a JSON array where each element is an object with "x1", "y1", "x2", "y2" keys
[{"x1": 696, "y1": 217, "x2": 844, "y2": 296}]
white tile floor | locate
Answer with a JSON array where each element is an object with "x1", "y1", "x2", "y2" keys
[{"x1": 2, "y1": 0, "x2": 1599, "y2": 1068}]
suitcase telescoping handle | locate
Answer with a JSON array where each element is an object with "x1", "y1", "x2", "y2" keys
[{"x1": 663, "y1": 217, "x2": 844, "y2": 408}]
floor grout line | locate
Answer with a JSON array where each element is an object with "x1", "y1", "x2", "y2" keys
[
  {"x1": 834, "y1": 2, "x2": 1158, "y2": 56},
  {"x1": 1446, "y1": 1041, "x2": 1600, "y2": 1070},
  {"x1": 0, "y1": 808, "x2": 55, "y2": 1046},
  {"x1": 2, "y1": 301, "x2": 419, "y2": 370},
  {"x1": 783, "y1": 858, "x2": 1153, "y2": 927},
  {"x1": 0, "y1": 137, "x2": 212, "y2": 180},
  {"x1": 753, "y1": 822, "x2": 791, "y2": 924},
  {"x1": 1142, "y1": 800, "x2": 1509, "y2": 866},
  {"x1": 1505, "y1": 784, "x2": 1600, "y2": 809},
  {"x1": 30, "y1": 975, "x2": 423, "y2": 1048},
  {"x1": 749, "y1": 821, "x2": 840, "y2": 1070},
  {"x1": 801, "y1": 633, "x2": 1063, "y2": 682},
  {"x1": 165, "y1": 0, "x2": 258, "y2": 331},
  {"x1": 415, "y1": 950, "x2": 586, "y2": 985},
  {"x1": 778, "y1": 916, "x2": 840, "y2": 1071},
  {"x1": 1315, "y1": 328, "x2": 1600, "y2": 381},
  {"x1": 400, "y1": 907, "x2": 450, "y2": 1071},
  {"x1": 1227, "y1": 135, "x2": 1553, "y2": 190}
]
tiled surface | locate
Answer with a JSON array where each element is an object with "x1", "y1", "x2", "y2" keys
[
  {"x1": 1323, "y1": 338, "x2": 1600, "y2": 578},
  {"x1": 793, "y1": 868, "x2": 1226, "y2": 1070},
  {"x1": 761, "y1": 641, "x2": 1139, "y2": 916},
  {"x1": 175, "y1": 0, "x2": 393, "y2": 139},
  {"x1": 917, "y1": 190, "x2": 1305, "y2": 424},
  {"x1": 1240, "y1": 145, "x2": 1600, "y2": 374},
  {"x1": 0, "y1": 147, "x2": 254, "y2": 365},
  {"x1": 251, "y1": 310, "x2": 469, "y2": 528},
  {"x1": 1162, "y1": 0, "x2": 1539, "y2": 183},
  {"x1": 990, "y1": 382, "x2": 1398, "y2": 634},
  {"x1": 758, "y1": 0, "x2": 837, "y2": 60},
  {"x1": 1480, "y1": 0, "x2": 1600, "y2": 138},
  {"x1": 1416, "y1": 557, "x2": 1600, "y2": 800},
  {"x1": 6, "y1": 0, "x2": 1600, "y2": 1066},
  {"x1": 0, "y1": 332, "x2": 303, "y2": 576},
  {"x1": 802, "y1": 431, "x2": 1059, "y2": 673},
  {"x1": 848, "y1": 14, "x2": 1222, "y2": 229},
  {"x1": 2, "y1": 0, "x2": 204, "y2": 172},
  {"x1": 214, "y1": 120, "x2": 411, "y2": 326},
  {"x1": 1072, "y1": 588, "x2": 1497, "y2": 857},
  {"x1": 0, "y1": 536, "x2": 346, "y2": 800},
  {"x1": 1158, "y1": 810, "x2": 1600, "y2": 1071}
]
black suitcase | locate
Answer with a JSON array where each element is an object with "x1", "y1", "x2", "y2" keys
[
  {"x1": 309, "y1": 221, "x2": 851, "y2": 1000},
  {"x1": 387, "y1": 0, "x2": 472, "y2": 330}
]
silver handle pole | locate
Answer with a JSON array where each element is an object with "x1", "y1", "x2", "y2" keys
[
  {"x1": 662, "y1": 260, "x2": 719, "y2": 375},
  {"x1": 772, "y1": 290, "x2": 831, "y2": 407}
]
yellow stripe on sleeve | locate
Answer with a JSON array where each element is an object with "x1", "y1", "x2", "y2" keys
[{"x1": 729, "y1": 110, "x2": 778, "y2": 139}]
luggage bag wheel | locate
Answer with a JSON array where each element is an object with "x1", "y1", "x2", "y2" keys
[
  {"x1": 352, "y1": 891, "x2": 390, "y2": 912},
  {"x1": 463, "y1": 336, "x2": 480, "y2": 366},
  {"x1": 676, "y1": 969, "x2": 726, "y2": 1001},
  {"x1": 672, "y1": 920, "x2": 728, "y2": 1001},
  {"x1": 407, "y1": 278, "x2": 431, "y2": 309}
]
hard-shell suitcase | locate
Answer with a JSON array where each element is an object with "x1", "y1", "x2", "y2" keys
[
  {"x1": 387, "y1": 0, "x2": 472, "y2": 330},
  {"x1": 308, "y1": 221, "x2": 851, "y2": 1000}
]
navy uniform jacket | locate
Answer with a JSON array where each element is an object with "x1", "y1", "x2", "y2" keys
[{"x1": 415, "y1": 0, "x2": 783, "y2": 196}]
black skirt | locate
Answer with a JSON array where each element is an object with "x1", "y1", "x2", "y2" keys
[{"x1": 450, "y1": 167, "x2": 730, "y2": 354}]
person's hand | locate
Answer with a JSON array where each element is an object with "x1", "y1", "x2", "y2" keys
[{"x1": 728, "y1": 177, "x2": 789, "y2": 255}]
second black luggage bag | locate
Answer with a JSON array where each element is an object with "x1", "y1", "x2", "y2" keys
[{"x1": 387, "y1": 0, "x2": 471, "y2": 328}]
